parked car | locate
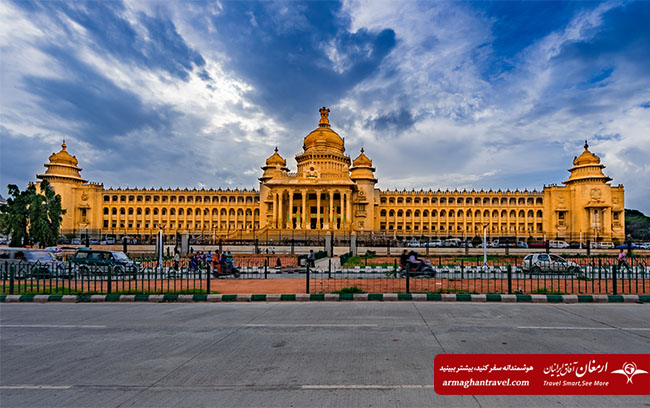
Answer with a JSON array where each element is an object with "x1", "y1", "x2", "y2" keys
[
  {"x1": 590, "y1": 241, "x2": 615, "y2": 249},
  {"x1": 614, "y1": 243, "x2": 636, "y2": 249},
  {"x1": 71, "y1": 238, "x2": 81, "y2": 245},
  {"x1": 443, "y1": 238, "x2": 461, "y2": 247},
  {"x1": 521, "y1": 253, "x2": 581, "y2": 274},
  {"x1": 427, "y1": 240, "x2": 443, "y2": 248},
  {"x1": 516, "y1": 241, "x2": 528, "y2": 248},
  {"x1": 406, "y1": 241, "x2": 421, "y2": 248},
  {"x1": 548, "y1": 240, "x2": 570, "y2": 249},
  {"x1": 70, "y1": 248, "x2": 139, "y2": 276},
  {"x1": 0, "y1": 247, "x2": 66, "y2": 278}
]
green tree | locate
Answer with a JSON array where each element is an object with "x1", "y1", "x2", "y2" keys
[
  {"x1": 0, "y1": 181, "x2": 65, "y2": 247},
  {"x1": 1, "y1": 184, "x2": 32, "y2": 246},
  {"x1": 29, "y1": 180, "x2": 64, "y2": 247}
]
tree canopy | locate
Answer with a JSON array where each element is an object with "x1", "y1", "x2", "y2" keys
[{"x1": 0, "y1": 180, "x2": 65, "y2": 247}]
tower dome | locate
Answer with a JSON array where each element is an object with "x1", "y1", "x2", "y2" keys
[
  {"x1": 564, "y1": 140, "x2": 611, "y2": 184},
  {"x1": 265, "y1": 147, "x2": 287, "y2": 167},
  {"x1": 303, "y1": 107, "x2": 345, "y2": 153},
  {"x1": 37, "y1": 140, "x2": 87, "y2": 183},
  {"x1": 350, "y1": 148, "x2": 377, "y2": 183}
]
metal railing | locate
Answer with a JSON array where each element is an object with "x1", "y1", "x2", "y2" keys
[{"x1": 1, "y1": 257, "x2": 647, "y2": 296}]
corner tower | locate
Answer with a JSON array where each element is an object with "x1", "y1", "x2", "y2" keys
[{"x1": 544, "y1": 141, "x2": 624, "y2": 243}]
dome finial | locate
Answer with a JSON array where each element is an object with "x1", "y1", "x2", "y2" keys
[
  {"x1": 319, "y1": 107, "x2": 330, "y2": 127},
  {"x1": 360, "y1": 147, "x2": 364, "y2": 154},
  {"x1": 584, "y1": 140, "x2": 589, "y2": 150},
  {"x1": 62, "y1": 140, "x2": 67, "y2": 150},
  {"x1": 274, "y1": 146, "x2": 278, "y2": 153}
]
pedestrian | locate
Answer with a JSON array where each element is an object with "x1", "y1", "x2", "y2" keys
[
  {"x1": 308, "y1": 249, "x2": 315, "y2": 267},
  {"x1": 618, "y1": 248, "x2": 629, "y2": 271},
  {"x1": 173, "y1": 251, "x2": 180, "y2": 271},
  {"x1": 276, "y1": 256, "x2": 282, "y2": 267},
  {"x1": 399, "y1": 250, "x2": 408, "y2": 268}
]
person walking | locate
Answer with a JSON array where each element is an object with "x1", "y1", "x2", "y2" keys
[
  {"x1": 308, "y1": 250, "x2": 315, "y2": 267},
  {"x1": 618, "y1": 248, "x2": 629, "y2": 272},
  {"x1": 173, "y1": 250, "x2": 180, "y2": 271}
]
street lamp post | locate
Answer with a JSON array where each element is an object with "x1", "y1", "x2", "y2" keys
[{"x1": 482, "y1": 223, "x2": 488, "y2": 271}]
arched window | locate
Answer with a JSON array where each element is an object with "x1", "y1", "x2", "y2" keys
[
  {"x1": 112, "y1": 208, "x2": 117, "y2": 215},
  {"x1": 406, "y1": 210, "x2": 412, "y2": 217},
  {"x1": 170, "y1": 208, "x2": 175, "y2": 215},
  {"x1": 103, "y1": 207, "x2": 109, "y2": 215},
  {"x1": 120, "y1": 208, "x2": 125, "y2": 215},
  {"x1": 389, "y1": 210, "x2": 395, "y2": 217},
  {"x1": 187, "y1": 208, "x2": 193, "y2": 215},
  {"x1": 397, "y1": 210, "x2": 403, "y2": 217},
  {"x1": 128, "y1": 208, "x2": 134, "y2": 215},
  {"x1": 380, "y1": 210, "x2": 387, "y2": 217}
]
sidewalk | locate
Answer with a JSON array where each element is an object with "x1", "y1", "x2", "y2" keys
[{"x1": 314, "y1": 256, "x2": 340, "y2": 270}]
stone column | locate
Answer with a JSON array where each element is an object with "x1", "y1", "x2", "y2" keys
[
  {"x1": 328, "y1": 190, "x2": 334, "y2": 230},
  {"x1": 346, "y1": 191, "x2": 351, "y2": 229},
  {"x1": 272, "y1": 192, "x2": 277, "y2": 229},
  {"x1": 316, "y1": 190, "x2": 321, "y2": 230},
  {"x1": 301, "y1": 189, "x2": 307, "y2": 229},
  {"x1": 288, "y1": 189, "x2": 294, "y2": 230},
  {"x1": 278, "y1": 190, "x2": 284, "y2": 229}
]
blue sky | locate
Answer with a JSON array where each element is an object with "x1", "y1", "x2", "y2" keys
[{"x1": 1, "y1": 0, "x2": 649, "y2": 214}]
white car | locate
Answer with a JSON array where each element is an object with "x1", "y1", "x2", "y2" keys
[
  {"x1": 521, "y1": 253, "x2": 581, "y2": 274},
  {"x1": 548, "y1": 240, "x2": 570, "y2": 249}
]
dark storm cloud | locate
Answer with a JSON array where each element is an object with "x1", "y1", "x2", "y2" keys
[
  {"x1": 12, "y1": 0, "x2": 207, "y2": 81},
  {"x1": 0, "y1": 126, "x2": 52, "y2": 189},
  {"x1": 209, "y1": 1, "x2": 396, "y2": 124},
  {"x1": 366, "y1": 109, "x2": 416, "y2": 134},
  {"x1": 21, "y1": 47, "x2": 178, "y2": 149}
]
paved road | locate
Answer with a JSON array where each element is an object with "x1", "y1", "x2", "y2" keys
[{"x1": 1, "y1": 303, "x2": 648, "y2": 407}]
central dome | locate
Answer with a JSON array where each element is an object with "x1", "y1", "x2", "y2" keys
[{"x1": 303, "y1": 107, "x2": 345, "y2": 153}]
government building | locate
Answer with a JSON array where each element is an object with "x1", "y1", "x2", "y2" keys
[{"x1": 37, "y1": 108, "x2": 625, "y2": 244}]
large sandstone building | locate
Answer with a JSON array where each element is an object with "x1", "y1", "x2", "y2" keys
[{"x1": 37, "y1": 108, "x2": 625, "y2": 244}]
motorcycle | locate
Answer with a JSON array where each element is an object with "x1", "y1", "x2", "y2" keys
[
  {"x1": 213, "y1": 262, "x2": 241, "y2": 278},
  {"x1": 398, "y1": 259, "x2": 436, "y2": 278}
]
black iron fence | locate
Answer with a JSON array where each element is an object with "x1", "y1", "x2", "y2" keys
[{"x1": 1, "y1": 257, "x2": 647, "y2": 296}]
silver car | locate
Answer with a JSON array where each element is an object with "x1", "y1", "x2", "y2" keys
[{"x1": 521, "y1": 253, "x2": 581, "y2": 274}]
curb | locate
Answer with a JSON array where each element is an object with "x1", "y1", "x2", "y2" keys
[{"x1": 0, "y1": 294, "x2": 647, "y2": 303}]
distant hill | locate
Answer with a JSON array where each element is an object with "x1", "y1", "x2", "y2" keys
[{"x1": 626, "y1": 209, "x2": 650, "y2": 241}]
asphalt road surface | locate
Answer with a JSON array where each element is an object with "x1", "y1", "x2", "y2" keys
[{"x1": 1, "y1": 303, "x2": 648, "y2": 408}]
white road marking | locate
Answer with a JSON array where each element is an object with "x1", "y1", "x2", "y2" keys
[
  {"x1": 517, "y1": 326, "x2": 650, "y2": 330},
  {"x1": 244, "y1": 324, "x2": 378, "y2": 327},
  {"x1": 301, "y1": 384, "x2": 435, "y2": 390},
  {"x1": 0, "y1": 385, "x2": 72, "y2": 390},
  {"x1": 0, "y1": 324, "x2": 107, "y2": 329}
]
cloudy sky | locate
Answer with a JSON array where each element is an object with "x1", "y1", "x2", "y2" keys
[{"x1": 1, "y1": 1, "x2": 649, "y2": 213}]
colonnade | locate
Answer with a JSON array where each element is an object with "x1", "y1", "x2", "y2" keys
[{"x1": 270, "y1": 188, "x2": 352, "y2": 230}]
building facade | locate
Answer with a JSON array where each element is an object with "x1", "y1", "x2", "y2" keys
[{"x1": 37, "y1": 108, "x2": 625, "y2": 244}]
